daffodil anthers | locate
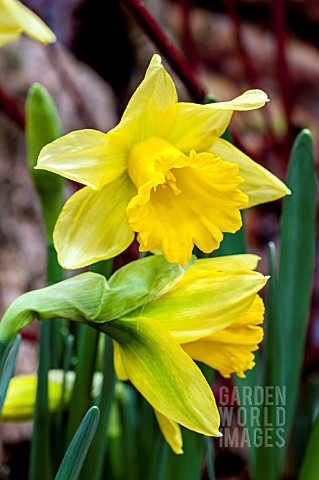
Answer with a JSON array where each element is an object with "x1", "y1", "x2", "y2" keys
[
  {"x1": 36, "y1": 54, "x2": 290, "y2": 269},
  {"x1": 0, "y1": 0, "x2": 56, "y2": 47},
  {"x1": 0, "y1": 254, "x2": 268, "y2": 454}
]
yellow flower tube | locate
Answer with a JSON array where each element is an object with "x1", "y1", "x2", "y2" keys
[
  {"x1": 37, "y1": 54, "x2": 290, "y2": 269},
  {"x1": 0, "y1": 0, "x2": 56, "y2": 47}
]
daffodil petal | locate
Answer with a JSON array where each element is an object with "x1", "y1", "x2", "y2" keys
[
  {"x1": 0, "y1": 0, "x2": 56, "y2": 44},
  {"x1": 127, "y1": 152, "x2": 247, "y2": 266},
  {"x1": 207, "y1": 138, "x2": 290, "y2": 206},
  {"x1": 0, "y1": 29, "x2": 20, "y2": 46},
  {"x1": 158, "y1": 90, "x2": 268, "y2": 152},
  {"x1": 130, "y1": 261, "x2": 267, "y2": 342},
  {"x1": 113, "y1": 341, "x2": 129, "y2": 381},
  {"x1": 154, "y1": 409, "x2": 183, "y2": 454},
  {"x1": 182, "y1": 295, "x2": 264, "y2": 378},
  {"x1": 189, "y1": 254, "x2": 261, "y2": 272},
  {"x1": 105, "y1": 316, "x2": 220, "y2": 437},
  {"x1": 53, "y1": 173, "x2": 136, "y2": 269},
  {"x1": 117, "y1": 54, "x2": 178, "y2": 143},
  {"x1": 37, "y1": 129, "x2": 128, "y2": 190}
]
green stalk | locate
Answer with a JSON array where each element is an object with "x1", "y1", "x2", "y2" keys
[
  {"x1": 29, "y1": 321, "x2": 53, "y2": 480},
  {"x1": 81, "y1": 336, "x2": 115, "y2": 480},
  {"x1": 66, "y1": 325, "x2": 99, "y2": 444},
  {"x1": 155, "y1": 364, "x2": 214, "y2": 480},
  {"x1": 254, "y1": 243, "x2": 281, "y2": 479}
]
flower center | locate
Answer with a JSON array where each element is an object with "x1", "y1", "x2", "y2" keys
[
  {"x1": 127, "y1": 137, "x2": 184, "y2": 193},
  {"x1": 163, "y1": 170, "x2": 182, "y2": 196}
]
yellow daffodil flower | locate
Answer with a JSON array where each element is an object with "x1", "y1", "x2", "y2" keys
[
  {"x1": 0, "y1": 0, "x2": 56, "y2": 47},
  {"x1": 105, "y1": 254, "x2": 267, "y2": 453},
  {"x1": 0, "y1": 254, "x2": 267, "y2": 454},
  {"x1": 36, "y1": 54, "x2": 290, "y2": 269}
]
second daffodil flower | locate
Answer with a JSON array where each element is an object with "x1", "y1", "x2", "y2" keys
[
  {"x1": 0, "y1": 254, "x2": 267, "y2": 454},
  {"x1": 37, "y1": 54, "x2": 289, "y2": 268},
  {"x1": 0, "y1": 0, "x2": 56, "y2": 47}
]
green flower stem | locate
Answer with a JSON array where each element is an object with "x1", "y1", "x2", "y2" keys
[
  {"x1": 66, "y1": 325, "x2": 99, "y2": 444},
  {"x1": 81, "y1": 336, "x2": 115, "y2": 480},
  {"x1": 155, "y1": 363, "x2": 214, "y2": 480},
  {"x1": 29, "y1": 321, "x2": 53, "y2": 480}
]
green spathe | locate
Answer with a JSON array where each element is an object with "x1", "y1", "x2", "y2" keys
[{"x1": 0, "y1": 255, "x2": 186, "y2": 343}]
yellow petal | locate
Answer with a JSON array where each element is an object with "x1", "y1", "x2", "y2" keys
[
  {"x1": 0, "y1": 0, "x2": 56, "y2": 44},
  {"x1": 53, "y1": 173, "x2": 136, "y2": 269},
  {"x1": 130, "y1": 259, "x2": 267, "y2": 342},
  {"x1": 182, "y1": 295, "x2": 265, "y2": 378},
  {"x1": 1, "y1": 373, "x2": 71, "y2": 421},
  {"x1": 207, "y1": 138, "x2": 290, "y2": 206},
  {"x1": 190, "y1": 254, "x2": 261, "y2": 272},
  {"x1": 116, "y1": 54, "x2": 177, "y2": 144},
  {"x1": 106, "y1": 316, "x2": 220, "y2": 437},
  {"x1": 127, "y1": 150, "x2": 247, "y2": 266},
  {"x1": 154, "y1": 409, "x2": 183, "y2": 454},
  {"x1": 113, "y1": 341, "x2": 129, "y2": 381},
  {"x1": 158, "y1": 90, "x2": 268, "y2": 152},
  {"x1": 37, "y1": 129, "x2": 128, "y2": 190}
]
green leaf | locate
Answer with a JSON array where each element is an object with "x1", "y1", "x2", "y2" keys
[
  {"x1": 55, "y1": 406, "x2": 100, "y2": 480},
  {"x1": 0, "y1": 336, "x2": 21, "y2": 415},
  {"x1": 277, "y1": 129, "x2": 316, "y2": 468},
  {"x1": 298, "y1": 412, "x2": 319, "y2": 480}
]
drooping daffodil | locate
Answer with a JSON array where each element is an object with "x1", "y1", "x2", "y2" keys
[
  {"x1": 36, "y1": 54, "x2": 289, "y2": 268},
  {"x1": 0, "y1": 0, "x2": 56, "y2": 47},
  {"x1": 0, "y1": 254, "x2": 267, "y2": 453}
]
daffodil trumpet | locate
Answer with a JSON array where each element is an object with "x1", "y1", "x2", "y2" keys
[
  {"x1": 0, "y1": 0, "x2": 56, "y2": 47},
  {"x1": 37, "y1": 54, "x2": 290, "y2": 269},
  {"x1": 0, "y1": 254, "x2": 267, "y2": 453}
]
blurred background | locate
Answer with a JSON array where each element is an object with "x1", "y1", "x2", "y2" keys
[{"x1": 0, "y1": 0, "x2": 318, "y2": 478}]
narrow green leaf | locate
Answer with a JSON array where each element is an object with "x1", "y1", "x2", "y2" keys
[
  {"x1": 277, "y1": 129, "x2": 316, "y2": 469},
  {"x1": 55, "y1": 406, "x2": 100, "y2": 480},
  {"x1": 298, "y1": 411, "x2": 319, "y2": 480},
  {"x1": 0, "y1": 336, "x2": 21, "y2": 415},
  {"x1": 29, "y1": 322, "x2": 53, "y2": 480}
]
